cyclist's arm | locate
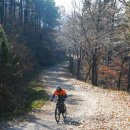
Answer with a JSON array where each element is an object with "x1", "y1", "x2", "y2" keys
[
  {"x1": 51, "y1": 91, "x2": 57, "y2": 100},
  {"x1": 64, "y1": 94, "x2": 67, "y2": 98},
  {"x1": 63, "y1": 90, "x2": 67, "y2": 98}
]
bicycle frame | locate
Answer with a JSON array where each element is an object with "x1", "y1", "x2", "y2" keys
[
  {"x1": 56, "y1": 99, "x2": 65, "y2": 113},
  {"x1": 54, "y1": 98, "x2": 67, "y2": 123}
]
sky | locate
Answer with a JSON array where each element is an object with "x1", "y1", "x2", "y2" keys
[{"x1": 54, "y1": 0, "x2": 73, "y2": 13}]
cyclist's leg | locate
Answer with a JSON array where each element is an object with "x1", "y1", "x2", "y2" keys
[
  {"x1": 61, "y1": 99, "x2": 66, "y2": 112},
  {"x1": 57, "y1": 99, "x2": 62, "y2": 112}
]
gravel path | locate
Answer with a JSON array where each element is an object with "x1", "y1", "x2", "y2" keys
[{"x1": 1, "y1": 62, "x2": 130, "y2": 130}]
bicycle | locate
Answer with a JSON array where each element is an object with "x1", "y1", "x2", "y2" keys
[{"x1": 54, "y1": 98, "x2": 67, "y2": 123}]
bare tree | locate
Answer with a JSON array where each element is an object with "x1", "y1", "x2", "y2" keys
[{"x1": 57, "y1": 0, "x2": 125, "y2": 86}]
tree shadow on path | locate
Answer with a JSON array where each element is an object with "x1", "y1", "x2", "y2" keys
[{"x1": 63, "y1": 117, "x2": 81, "y2": 126}]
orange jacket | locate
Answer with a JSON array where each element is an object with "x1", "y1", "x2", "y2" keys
[{"x1": 53, "y1": 89, "x2": 67, "y2": 98}]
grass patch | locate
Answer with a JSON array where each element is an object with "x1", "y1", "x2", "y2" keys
[
  {"x1": 26, "y1": 80, "x2": 48, "y2": 110},
  {"x1": 0, "y1": 80, "x2": 49, "y2": 121},
  {"x1": 16, "y1": 80, "x2": 49, "y2": 114}
]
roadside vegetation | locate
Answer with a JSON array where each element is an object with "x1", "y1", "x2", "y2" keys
[
  {"x1": 58, "y1": 0, "x2": 130, "y2": 92},
  {"x1": 0, "y1": 0, "x2": 64, "y2": 120}
]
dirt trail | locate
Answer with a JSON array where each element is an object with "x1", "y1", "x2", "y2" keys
[{"x1": 1, "y1": 62, "x2": 130, "y2": 130}]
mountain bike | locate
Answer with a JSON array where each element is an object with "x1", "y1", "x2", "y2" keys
[{"x1": 54, "y1": 98, "x2": 67, "y2": 123}]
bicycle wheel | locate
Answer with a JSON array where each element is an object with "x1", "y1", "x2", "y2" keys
[
  {"x1": 55, "y1": 107, "x2": 60, "y2": 123},
  {"x1": 62, "y1": 104, "x2": 67, "y2": 119}
]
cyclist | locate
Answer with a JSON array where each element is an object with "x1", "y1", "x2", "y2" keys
[
  {"x1": 51, "y1": 85, "x2": 67, "y2": 102},
  {"x1": 51, "y1": 85, "x2": 67, "y2": 113}
]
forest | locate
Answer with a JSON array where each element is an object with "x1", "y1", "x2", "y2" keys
[
  {"x1": 58, "y1": 0, "x2": 130, "y2": 92},
  {"x1": 0, "y1": 0, "x2": 64, "y2": 119},
  {"x1": 0, "y1": 0, "x2": 130, "y2": 126}
]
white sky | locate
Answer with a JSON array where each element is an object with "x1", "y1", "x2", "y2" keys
[{"x1": 55, "y1": 0, "x2": 73, "y2": 13}]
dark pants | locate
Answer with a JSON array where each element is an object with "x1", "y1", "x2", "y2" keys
[{"x1": 57, "y1": 98, "x2": 65, "y2": 113}]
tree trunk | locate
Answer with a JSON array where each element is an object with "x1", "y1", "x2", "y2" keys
[
  {"x1": 13, "y1": 0, "x2": 15, "y2": 20},
  {"x1": 85, "y1": 65, "x2": 91, "y2": 81},
  {"x1": 19, "y1": 0, "x2": 23, "y2": 25},
  {"x1": 24, "y1": 0, "x2": 29, "y2": 30},
  {"x1": 117, "y1": 61, "x2": 124, "y2": 90},
  {"x1": 69, "y1": 56, "x2": 74, "y2": 74},
  {"x1": 0, "y1": 0, "x2": 4, "y2": 24},
  {"x1": 91, "y1": 52, "x2": 98, "y2": 86},
  {"x1": 77, "y1": 58, "x2": 81, "y2": 79},
  {"x1": 127, "y1": 61, "x2": 130, "y2": 92}
]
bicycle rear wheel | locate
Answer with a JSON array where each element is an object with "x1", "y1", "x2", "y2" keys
[
  {"x1": 55, "y1": 107, "x2": 60, "y2": 123},
  {"x1": 62, "y1": 104, "x2": 67, "y2": 119}
]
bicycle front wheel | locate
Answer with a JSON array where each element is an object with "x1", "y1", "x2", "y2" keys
[
  {"x1": 55, "y1": 107, "x2": 60, "y2": 123},
  {"x1": 62, "y1": 104, "x2": 67, "y2": 119}
]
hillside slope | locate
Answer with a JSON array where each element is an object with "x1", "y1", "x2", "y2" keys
[{"x1": 1, "y1": 62, "x2": 130, "y2": 130}]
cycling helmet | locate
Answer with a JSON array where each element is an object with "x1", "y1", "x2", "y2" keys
[{"x1": 56, "y1": 85, "x2": 61, "y2": 90}]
